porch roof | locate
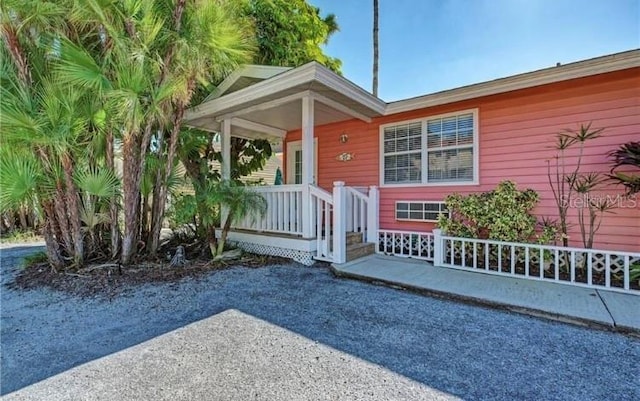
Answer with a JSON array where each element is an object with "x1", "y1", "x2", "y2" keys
[{"x1": 184, "y1": 62, "x2": 386, "y2": 141}]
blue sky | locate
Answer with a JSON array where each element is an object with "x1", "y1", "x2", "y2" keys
[{"x1": 309, "y1": 0, "x2": 639, "y2": 101}]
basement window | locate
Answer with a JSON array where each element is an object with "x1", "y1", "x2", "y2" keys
[{"x1": 395, "y1": 201, "x2": 448, "y2": 222}]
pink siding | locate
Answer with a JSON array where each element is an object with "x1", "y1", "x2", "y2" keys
[{"x1": 285, "y1": 68, "x2": 640, "y2": 251}]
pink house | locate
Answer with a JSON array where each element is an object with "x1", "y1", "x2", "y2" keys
[{"x1": 185, "y1": 50, "x2": 639, "y2": 273}]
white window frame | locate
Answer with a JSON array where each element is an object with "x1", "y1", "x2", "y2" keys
[
  {"x1": 395, "y1": 201, "x2": 449, "y2": 222},
  {"x1": 286, "y1": 139, "x2": 318, "y2": 184},
  {"x1": 379, "y1": 108, "x2": 480, "y2": 187}
]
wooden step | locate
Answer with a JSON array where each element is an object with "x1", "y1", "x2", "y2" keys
[
  {"x1": 346, "y1": 232, "x2": 364, "y2": 246},
  {"x1": 346, "y1": 242, "x2": 375, "y2": 262}
]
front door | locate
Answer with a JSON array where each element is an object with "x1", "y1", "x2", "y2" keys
[{"x1": 286, "y1": 139, "x2": 318, "y2": 184}]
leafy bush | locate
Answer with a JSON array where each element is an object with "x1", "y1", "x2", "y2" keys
[
  {"x1": 168, "y1": 193, "x2": 199, "y2": 234},
  {"x1": 437, "y1": 180, "x2": 543, "y2": 243}
]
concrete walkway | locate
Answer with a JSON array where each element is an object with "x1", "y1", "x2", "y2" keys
[{"x1": 332, "y1": 254, "x2": 640, "y2": 334}]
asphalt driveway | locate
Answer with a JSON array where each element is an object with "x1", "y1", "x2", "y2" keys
[{"x1": 1, "y1": 244, "x2": 639, "y2": 400}]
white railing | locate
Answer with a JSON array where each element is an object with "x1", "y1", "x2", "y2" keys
[
  {"x1": 377, "y1": 230, "x2": 435, "y2": 261},
  {"x1": 435, "y1": 230, "x2": 640, "y2": 294},
  {"x1": 345, "y1": 187, "x2": 368, "y2": 236},
  {"x1": 310, "y1": 184, "x2": 334, "y2": 261},
  {"x1": 234, "y1": 185, "x2": 304, "y2": 235},
  {"x1": 233, "y1": 182, "x2": 379, "y2": 264}
]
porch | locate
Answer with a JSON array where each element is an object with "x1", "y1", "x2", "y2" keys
[
  {"x1": 220, "y1": 182, "x2": 379, "y2": 265},
  {"x1": 184, "y1": 63, "x2": 385, "y2": 264}
]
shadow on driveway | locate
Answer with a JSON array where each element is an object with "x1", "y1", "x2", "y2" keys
[{"x1": 2, "y1": 244, "x2": 639, "y2": 400}]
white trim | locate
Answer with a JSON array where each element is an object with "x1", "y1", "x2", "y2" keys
[
  {"x1": 186, "y1": 62, "x2": 385, "y2": 123},
  {"x1": 203, "y1": 65, "x2": 293, "y2": 102},
  {"x1": 218, "y1": 91, "x2": 308, "y2": 121},
  {"x1": 217, "y1": 229, "x2": 317, "y2": 252},
  {"x1": 314, "y1": 65, "x2": 386, "y2": 114},
  {"x1": 387, "y1": 50, "x2": 640, "y2": 114},
  {"x1": 231, "y1": 117, "x2": 287, "y2": 138},
  {"x1": 379, "y1": 108, "x2": 480, "y2": 187},
  {"x1": 286, "y1": 139, "x2": 318, "y2": 184},
  {"x1": 311, "y1": 92, "x2": 372, "y2": 123}
]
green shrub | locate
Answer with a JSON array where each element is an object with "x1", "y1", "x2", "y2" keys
[
  {"x1": 437, "y1": 180, "x2": 541, "y2": 243},
  {"x1": 168, "y1": 193, "x2": 198, "y2": 234},
  {"x1": 21, "y1": 251, "x2": 48, "y2": 268}
]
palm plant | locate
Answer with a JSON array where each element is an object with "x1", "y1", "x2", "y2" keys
[
  {"x1": 210, "y1": 181, "x2": 267, "y2": 259},
  {"x1": 609, "y1": 141, "x2": 640, "y2": 195}
]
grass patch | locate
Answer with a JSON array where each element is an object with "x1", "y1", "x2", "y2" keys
[
  {"x1": 1, "y1": 229, "x2": 42, "y2": 244},
  {"x1": 21, "y1": 251, "x2": 48, "y2": 269}
]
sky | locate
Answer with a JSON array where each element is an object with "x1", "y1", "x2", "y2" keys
[{"x1": 309, "y1": 0, "x2": 640, "y2": 101}]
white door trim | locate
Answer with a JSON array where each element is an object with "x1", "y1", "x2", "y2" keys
[{"x1": 286, "y1": 139, "x2": 318, "y2": 184}]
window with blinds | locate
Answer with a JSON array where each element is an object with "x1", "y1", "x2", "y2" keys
[
  {"x1": 383, "y1": 122, "x2": 422, "y2": 183},
  {"x1": 381, "y1": 111, "x2": 476, "y2": 185}
]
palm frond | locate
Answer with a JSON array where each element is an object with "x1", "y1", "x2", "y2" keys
[{"x1": 75, "y1": 167, "x2": 120, "y2": 199}]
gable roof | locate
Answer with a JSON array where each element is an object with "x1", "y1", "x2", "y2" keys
[
  {"x1": 203, "y1": 65, "x2": 293, "y2": 102},
  {"x1": 186, "y1": 49, "x2": 639, "y2": 133}
]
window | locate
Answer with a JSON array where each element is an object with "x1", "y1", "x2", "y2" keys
[
  {"x1": 383, "y1": 122, "x2": 422, "y2": 184},
  {"x1": 396, "y1": 201, "x2": 448, "y2": 222},
  {"x1": 381, "y1": 110, "x2": 478, "y2": 185}
]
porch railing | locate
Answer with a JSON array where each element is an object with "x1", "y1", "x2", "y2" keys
[
  {"x1": 310, "y1": 184, "x2": 333, "y2": 261},
  {"x1": 234, "y1": 185, "x2": 304, "y2": 235},
  {"x1": 235, "y1": 182, "x2": 379, "y2": 264}
]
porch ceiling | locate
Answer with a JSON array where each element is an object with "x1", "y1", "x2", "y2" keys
[{"x1": 184, "y1": 62, "x2": 386, "y2": 139}]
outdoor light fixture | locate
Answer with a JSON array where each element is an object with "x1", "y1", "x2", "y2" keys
[{"x1": 339, "y1": 133, "x2": 349, "y2": 143}]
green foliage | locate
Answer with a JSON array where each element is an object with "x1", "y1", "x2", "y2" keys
[
  {"x1": 21, "y1": 251, "x2": 49, "y2": 269},
  {"x1": 631, "y1": 262, "x2": 640, "y2": 287},
  {"x1": 168, "y1": 193, "x2": 200, "y2": 234},
  {"x1": 437, "y1": 180, "x2": 542, "y2": 243},
  {"x1": 546, "y1": 123, "x2": 605, "y2": 248},
  {"x1": 248, "y1": 0, "x2": 341, "y2": 72},
  {"x1": 609, "y1": 141, "x2": 640, "y2": 195},
  {"x1": 210, "y1": 181, "x2": 267, "y2": 258},
  {"x1": 0, "y1": 152, "x2": 43, "y2": 213}
]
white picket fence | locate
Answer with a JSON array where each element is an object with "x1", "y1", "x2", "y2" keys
[
  {"x1": 377, "y1": 230, "x2": 435, "y2": 261},
  {"x1": 376, "y1": 229, "x2": 640, "y2": 294}
]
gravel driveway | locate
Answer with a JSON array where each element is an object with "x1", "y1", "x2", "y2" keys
[{"x1": 1, "y1": 244, "x2": 639, "y2": 400}]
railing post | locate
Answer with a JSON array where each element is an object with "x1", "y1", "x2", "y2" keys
[
  {"x1": 332, "y1": 181, "x2": 347, "y2": 264},
  {"x1": 302, "y1": 184, "x2": 313, "y2": 238},
  {"x1": 366, "y1": 185, "x2": 379, "y2": 243},
  {"x1": 433, "y1": 229, "x2": 444, "y2": 266}
]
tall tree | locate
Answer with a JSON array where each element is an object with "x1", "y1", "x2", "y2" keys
[
  {"x1": 248, "y1": 0, "x2": 341, "y2": 72},
  {"x1": 372, "y1": 0, "x2": 379, "y2": 96}
]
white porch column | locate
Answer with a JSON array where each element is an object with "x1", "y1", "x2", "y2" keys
[
  {"x1": 366, "y1": 185, "x2": 379, "y2": 243},
  {"x1": 301, "y1": 96, "x2": 315, "y2": 238},
  {"x1": 221, "y1": 119, "x2": 231, "y2": 181},
  {"x1": 332, "y1": 181, "x2": 347, "y2": 264},
  {"x1": 220, "y1": 118, "x2": 231, "y2": 225}
]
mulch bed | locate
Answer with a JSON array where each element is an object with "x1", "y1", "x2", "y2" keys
[{"x1": 7, "y1": 253, "x2": 292, "y2": 299}]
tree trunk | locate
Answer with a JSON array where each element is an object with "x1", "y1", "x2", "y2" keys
[
  {"x1": 53, "y1": 185, "x2": 74, "y2": 254},
  {"x1": 149, "y1": 105, "x2": 186, "y2": 254},
  {"x1": 18, "y1": 206, "x2": 28, "y2": 230},
  {"x1": 121, "y1": 133, "x2": 141, "y2": 265},
  {"x1": 216, "y1": 214, "x2": 233, "y2": 257},
  {"x1": 106, "y1": 130, "x2": 120, "y2": 259},
  {"x1": 42, "y1": 202, "x2": 64, "y2": 269},
  {"x1": 372, "y1": 0, "x2": 379, "y2": 97},
  {"x1": 61, "y1": 153, "x2": 84, "y2": 267}
]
